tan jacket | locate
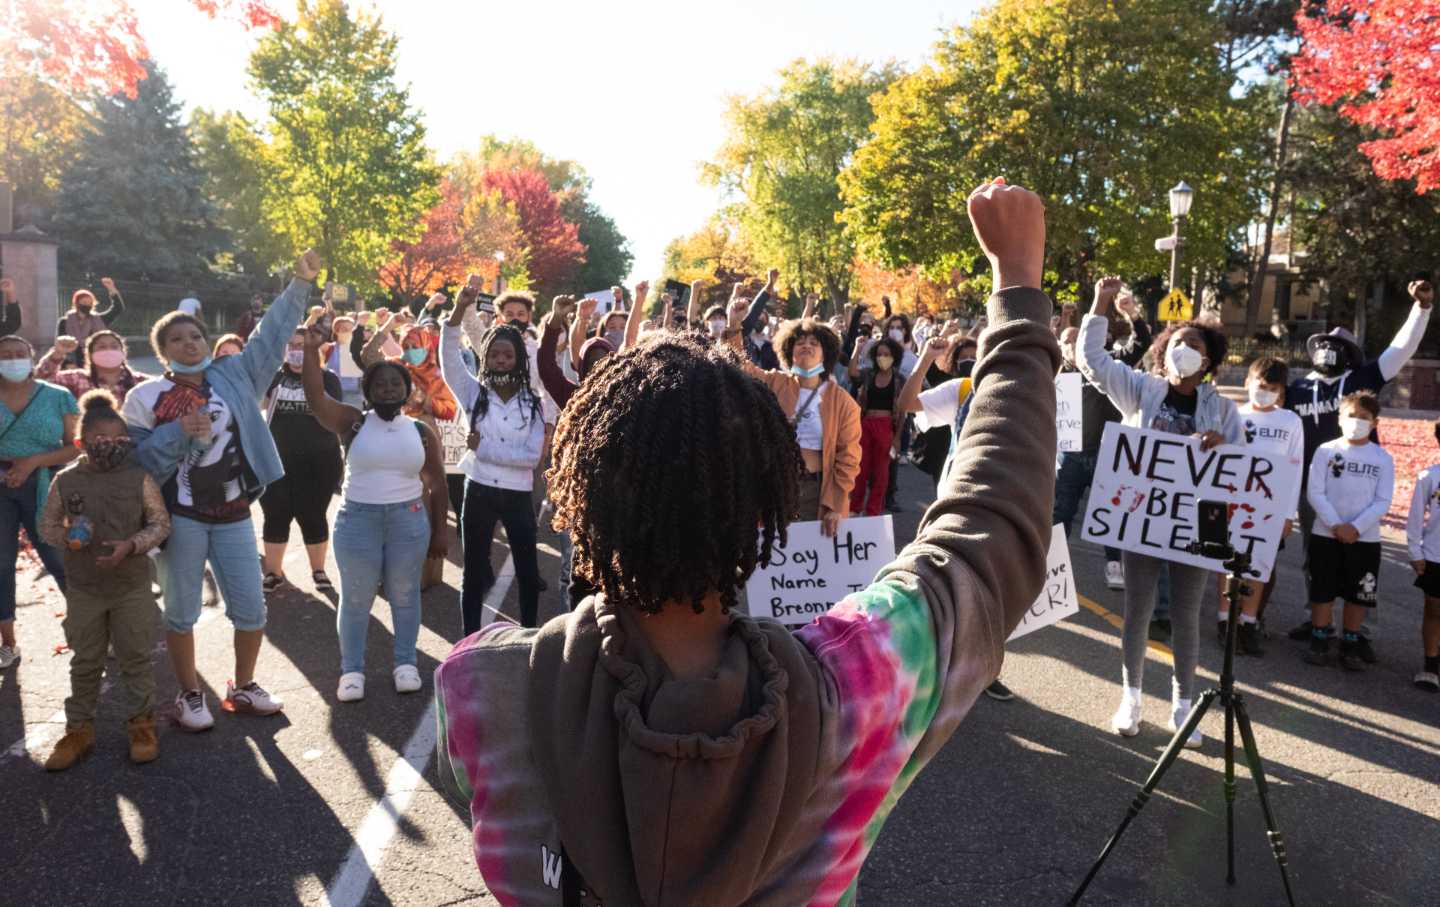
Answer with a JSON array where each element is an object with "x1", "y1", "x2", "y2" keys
[{"x1": 727, "y1": 332, "x2": 861, "y2": 517}]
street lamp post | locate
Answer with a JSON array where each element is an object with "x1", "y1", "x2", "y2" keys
[{"x1": 1167, "y1": 181, "x2": 1194, "y2": 292}]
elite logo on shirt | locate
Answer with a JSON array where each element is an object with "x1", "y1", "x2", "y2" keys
[
  {"x1": 1244, "y1": 419, "x2": 1256, "y2": 444},
  {"x1": 1330, "y1": 454, "x2": 1345, "y2": 478}
]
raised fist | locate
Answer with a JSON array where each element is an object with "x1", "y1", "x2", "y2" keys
[
  {"x1": 551, "y1": 295, "x2": 578, "y2": 322},
  {"x1": 923, "y1": 336, "x2": 951, "y2": 359},
  {"x1": 966, "y1": 179, "x2": 1045, "y2": 290},
  {"x1": 56, "y1": 336, "x2": 80, "y2": 354},
  {"x1": 579, "y1": 296, "x2": 598, "y2": 320},
  {"x1": 728, "y1": 298, "x2": 749, "y2": 328},
  {"x1": 295, "y1": 249, "x2": 324, "y2": 282},
  {"x1": 1410, "y1": 280, "x2": 1434, "y2": 309},
  {"x1": 100, "y1": 277, "x2": 117, "y2": 294},
  {"x1": 767, "y1": 268, "x2": 780, "y2": 285},
  {"x1": 1093, "y1": 276, "x2": 1123, "y2": 309},
  {"x1": 0, "y1": 278, "x2": 14, "y2": 301},
  {"x1": 426, "y1": 292, "x2": 446, "y2": 310},
  {"x1": 611, "y1": 286, "x2": 624, "y2": 304}
]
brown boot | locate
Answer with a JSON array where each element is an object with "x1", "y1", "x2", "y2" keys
[
  {"x1": 127, "y1": 713, "x2": 159, "y2": 764},
  {"x1": 44, "y1": 722, "x2": 95, "y2": 771}
]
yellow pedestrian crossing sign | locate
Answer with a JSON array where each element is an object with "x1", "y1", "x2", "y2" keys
[{"x1": 1160, "y1": 288, "x2": 1192, "y2": 322}]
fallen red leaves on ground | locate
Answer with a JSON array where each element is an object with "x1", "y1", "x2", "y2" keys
[{"x1": 1380, "y1": 415, "x2": 1439, "y2": 532}]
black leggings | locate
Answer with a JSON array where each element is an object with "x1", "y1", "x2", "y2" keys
[
  {"x1": 460, "y1": 479, "x2": 540, "y2": 633},
  {"x1": 260, "y1": 447, "x2": 341, "y2": 545}
]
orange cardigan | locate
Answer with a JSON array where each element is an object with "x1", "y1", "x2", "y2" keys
[{"x1": 729, "y1": 332, "x2": 862, "y2": 517}]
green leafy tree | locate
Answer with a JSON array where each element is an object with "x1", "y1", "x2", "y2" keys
[
  {"x1": 51, "y1": 62, "x2": 224, "y2": 283},
  {"x1": 840, "y1": 0, "x2": 1267, "y2": 300},
  {"x1": 248, "y1": 0, "x2": 437, "y2": 291},
  {"x1": 708, "y1": 59, "x2": 898, "y2": 305},
  {"x1": 191, "y1": 108, "x2": 289, "y2": 277},
  {"x1": 0, "y1": 72, "x2": 84, "y2": 229}
]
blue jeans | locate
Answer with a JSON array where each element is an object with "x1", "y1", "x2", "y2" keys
[
  {"x1": 1053, "y1": 452, "x2": 1121, "y2": 561},
  {"x1": 0, "y1": 476, "x2": 66, "y2": 622},
  {"x1": 158, "y1": 515, "x2": 266, "y2": 633},
  {"x1": 333, "y1": 498, "x2": 430, "y2": 674}
]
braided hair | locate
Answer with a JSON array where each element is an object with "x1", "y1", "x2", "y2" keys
[
  {"x1": 473, "y1": 323, "x2": 542, "y2": 424},
  {"x1": 548, "y1": 332, "x2": 802, "y2": 615}
]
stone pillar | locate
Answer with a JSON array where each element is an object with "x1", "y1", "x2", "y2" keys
[{"x1": 0, "y1": 226, "x2": 61, "y2": 348}]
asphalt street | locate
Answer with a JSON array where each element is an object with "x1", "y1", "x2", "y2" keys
[{"x1": 3, "y1": 460, "x2": 1437, "y2": 906}]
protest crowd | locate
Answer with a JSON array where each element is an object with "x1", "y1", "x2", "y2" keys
[{"x1": 0, "y1": 178, "x2": 1437, "y2": 904}]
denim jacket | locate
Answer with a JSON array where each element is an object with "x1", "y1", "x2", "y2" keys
[
  {"x1": 126, "y1": 278, "x2": 312, "y2": 494},
  {"x1": 1077, "y1": 313, "x2": 1241, "y2": 443}
]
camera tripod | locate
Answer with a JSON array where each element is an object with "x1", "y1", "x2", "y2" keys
[{"x1": 1068, "y1": 548, "x2": 1297, "y2": 905}]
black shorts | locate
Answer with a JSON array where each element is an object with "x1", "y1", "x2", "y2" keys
[
  {"x1": 1307, "y1": 535, "x2": 1381, "y2": 607},
  {"x1": 1414, "y1": 561, "x2": 1440, "y2": 598}
]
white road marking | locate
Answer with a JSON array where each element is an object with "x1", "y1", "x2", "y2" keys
[{"x1": 323, "y1": 551, "x2": 517, "y2": 907}]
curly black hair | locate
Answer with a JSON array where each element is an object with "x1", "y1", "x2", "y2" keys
[
  {"x1": 1148, "y1": 320, "x2": 1228, "y2": 379},
  {"x1": 548, "y1": 332, "x2": 802, "y2": 615},
  {"x1": 473, "y1": 323, "x2": 543, "y2": 424},
  {"x1": 771, "y1": 317, "x2": 841, "y2": 372}
]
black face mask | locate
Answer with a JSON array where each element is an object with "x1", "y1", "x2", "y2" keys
[
  {"x1": 370, "y1": 400, "x2": 404, "y2": 421},
  {"x1": 1312, "y1": 346, "x2": 1347, "y2": 377}
]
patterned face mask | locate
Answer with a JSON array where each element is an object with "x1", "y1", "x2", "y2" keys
[{"x1": 84, "y1": 437, "x2": 133, "y2": 471}]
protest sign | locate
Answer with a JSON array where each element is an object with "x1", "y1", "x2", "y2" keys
[
  {"x1": 437, "y1": 411, "x2": 470, "y2": 474},
  {"x1": 744, "y1": 516, "x2": 895, "y2": 626},
  {"x1": 1081, "y1": 423, "x2": 1299, "y2": 581},
  {"x1": 1056, "y1": 372, "x2": 1082, "y2": 453},
  {"x1": 583, "y1": 289, "x2": 616, "y2": 315},
  {"x1": 1008, "y1": 525, "x2": 1079, "y2": 641}
]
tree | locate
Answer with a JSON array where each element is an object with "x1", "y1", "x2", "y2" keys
[
  {"x1": 0, "y1": 74, "x2": 84, "y2": 229},
  {"x1": 0, "y1": 0, "x2": 278, "y2": 100},
  {"x1": 478, "y1": 168, "x2": 584, "y2": 300},
  {"x1": 454, "y1": 136, "x2": 632, "y2": 290},
  {"x1": 709, "y1": 59, "x2": 898, "y2": 306},
  {"x1": 1287, "y1": 104, "x2": 1440, "y2": 344},
  {"x1": 662, "y1": 216, "x2": 762, "y2": 287},
  {"x1": 247, "y1": 0, "x2": 438, "y2": 290},
  {"x1": 839, "y1": 0, "x2": 1267, "y2": 300},
  {"x1": 377, "y1": 177, "x2": 527, "y2": 301},
  {"x1": 191, "y1": 108, "x2": 288, "y2": 277},
  {"x1": 50, "y1": 62, "x2": 224, "y2": 283},
  {"x1": 1293, "y1": 0, "x2": 1440, "y2": 193}
]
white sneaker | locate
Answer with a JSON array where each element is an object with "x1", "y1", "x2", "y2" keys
[
  {"x1": 1110, "y1": 687, "x2": 1142, "y2": 736},
  {"x1": 1105, "y1": 561, "x2": 1124, "y2": 590},
  {"x1": 175, "y1": 689, "x2": 215, "y2": 732},
  {"x1": 337, "y1": 672, "x2": 366, "y2": 702},
  {"x1": 0, "y1": 644, "x2": 20, "y2": 669},
  {"x1": 226, "y1": 679, "x2": 284, "y2": 716},
  {"x1": 393, "y1": 665, "x2": 421, "y2": 694},
  {"x1": 1168, "y1": 698, "x2": 1203, "y2": 749},
  {"x1": 1413, "y1": 670, "x2": 1439, "y2": 692}
]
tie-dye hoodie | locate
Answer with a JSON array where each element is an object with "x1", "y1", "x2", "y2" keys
[{"x1": 436, "y1": 286, "x2": 1059, "y2": 905}]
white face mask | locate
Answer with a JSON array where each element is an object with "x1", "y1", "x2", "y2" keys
[
  {"x1": 286, "y1": 349, "x2": 305, "y2": 367},
  {"x1": 1340, "y1": 416, "x2": 1373, "y2": 441},
  {"x1": 1248, "y1": 385, "x2": 1279, "y2": 408},
  {"x1": 888, "y1": 328, "x2": 905, "y2": 343},
  {"x1": 709, "y1": 318, "x2": 727, "y2": 337},
  {"x1": 1165, "y1": 343, "x2": 1204, "y2": 379}
]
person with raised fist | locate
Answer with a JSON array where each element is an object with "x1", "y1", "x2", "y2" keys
[
  {"x1": 435, "y1": 179, "x2": 1059, "y2": 904},
  {"x1": 0, "y1": 277, "x2": 22, "y2": 336},
  {"x1": 121, "y1": 248, "x2": 322, "y2": 732},
  {"x1": 55, "y1": 277, "x2": 125, "y2": 367}
]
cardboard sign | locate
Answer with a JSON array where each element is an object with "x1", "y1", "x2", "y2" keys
[
  {"x1": 1159, "y1": 288, "x2": 1192, "y2": 322},
  {"x1": 1008, "y1": 525, "x2": 1078, "y2": 641},
  {"x1": 745, "y1": 516, "x2": 895, "y2": 626},
  {"x1": 1081, "y1": 423, "x2": 1299, "y2": 582},
  {"x1": 1056, "y1": 372, "x2": 1083, "y2": 453},
  {"x1": 437, "y1": 410, "x2": 470, "y2": 474}
]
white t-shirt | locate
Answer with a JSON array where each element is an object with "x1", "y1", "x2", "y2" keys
[
  {"x1": 1238, "y1": 404, "x2": 1305, "y2": 516},
  {"x1": 794, "y1": 382, "x2": 827, "y2": 451},
  {"x1": 915, "y1": 377, "x2": 973, "y2": 433},
  {"x1": 1406, "y1": 465, "x2": 1440, "y2": 563},
  {"x1": 1306, "y1": 438, "x2": 1394, "y2": 543}
]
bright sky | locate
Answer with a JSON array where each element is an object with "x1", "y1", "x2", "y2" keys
[{"x1": 132, "y1": 0, "x2": 983, "y2": 286}]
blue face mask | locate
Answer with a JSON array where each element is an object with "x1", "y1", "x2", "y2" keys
[
  {"x1": 0, "y1": 359, "x2": 33, "y2": 383},
  {"x1": 403, "y1": 348, "x2": 427, "y2": 366},
  {"x1": 790, "y1": 363, "x2": 826, "y2": 378},
  {"x1": 169, "y1": 356, "x2": 211, "y2": 375}
]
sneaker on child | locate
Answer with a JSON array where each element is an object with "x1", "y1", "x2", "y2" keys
[
  {"x1": 1105, "y1": 561, "x2": 1124, "y2": 590},
  {"x1": 0, "y1": 644, "x2": 19, "y2": 669},
  {"x1": 1110, "y1": 687, "x2": 1142, "y2": 737},
  {"x1": 225, "y1": 680, "x2": 283, "y2": 715},
  {"x1": 175, "y1": 689, "x2": 215, "y2": 731}
]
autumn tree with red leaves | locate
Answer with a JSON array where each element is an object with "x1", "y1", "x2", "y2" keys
[
  {"x1": 479, "y1": 168, "x2": 586, "y2": 301},
  {"x1": 1292, "y1": 0, "x2": 1440, "y2": 193},
  {"x1": 378, "y1": 177, "x2": 527, "y2": 301}
]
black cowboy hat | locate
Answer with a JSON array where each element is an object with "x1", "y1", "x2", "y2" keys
[{"x1": 1306, "y1": 327, "x2": 1364, "y2": 368}]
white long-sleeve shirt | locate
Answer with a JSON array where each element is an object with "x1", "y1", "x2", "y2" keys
[
  {"x1": 439, "y1": 324, "x2": 546, "y2": 491},
  {"x1": 1239, "y1": 404, "x2": 1305, "y2": 517},
  {"x1": 1307, "y1": 438, "x2": 1394, "y2": 543},
  {"x1": 1406, "y1": 465, "x2": 1440, "y2": 562}
]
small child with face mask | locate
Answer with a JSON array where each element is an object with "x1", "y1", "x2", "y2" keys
[
  {"x1": 38, "y1": 390, "x2": 171, "y2": 770},
  {"x1": 1305, "y1": 391, "x2": 1393, "y2": 671}
]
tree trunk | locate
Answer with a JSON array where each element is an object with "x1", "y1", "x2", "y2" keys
[{"x1": 1244, "y1": 93, "x2": 1295, "y2": 338}]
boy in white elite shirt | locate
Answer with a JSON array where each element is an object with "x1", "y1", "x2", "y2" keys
[
  {"x1": 1403, "y1": 420, "x2": 1440, "y2": 692},
  {"x1": 1222, "y1": 356, "x2": 1304, "y2": 654},
  {"x1": 1305, "y1": 391, "x2": 1394, "y2": 671}
]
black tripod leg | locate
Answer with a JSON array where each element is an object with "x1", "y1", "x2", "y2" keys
[
  {"x1": 1068, "y1": 690, "x2": 1217, "y2": 906},
  {"x1": 1225, "y1": 693, "x2": 1236, "y2": 885},
  {"x1": 1232, "y1": 695, "x2": 1298, "y2": 907}
]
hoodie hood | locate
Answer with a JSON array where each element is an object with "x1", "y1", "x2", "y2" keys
[{"x1": 527, "y1": 594, "x2": 822, "y2": 906}]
